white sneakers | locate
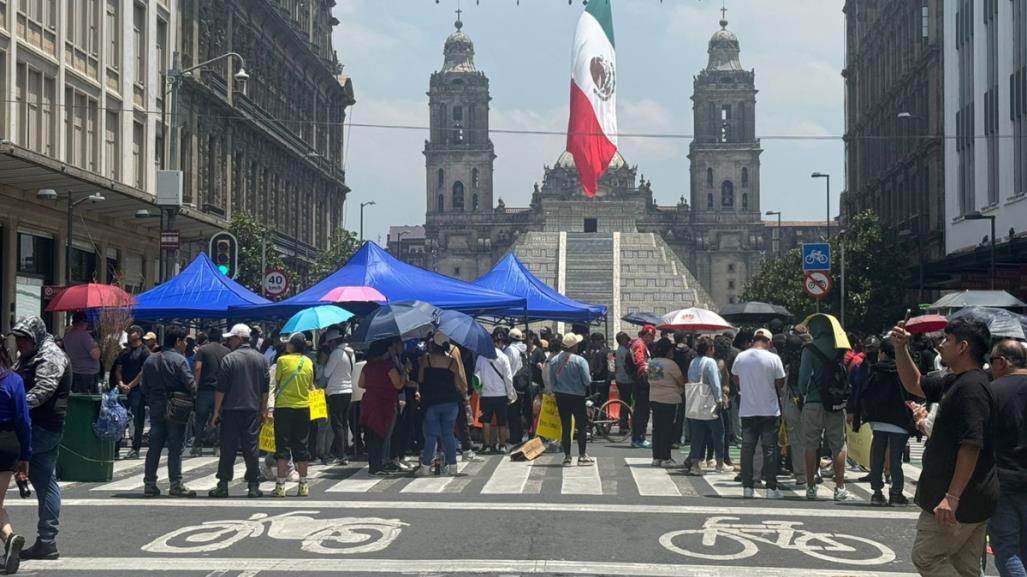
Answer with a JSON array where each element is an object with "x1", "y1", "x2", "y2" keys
[
  {"x1": 743, "y1": 487, "x2": 755, "y2": 499},
  {"x1": 651, "y1": 459, "x2": 663, "y2": 467},
  {"x1": 766, "y1": 488, "x2": 784, "y2": 500}
]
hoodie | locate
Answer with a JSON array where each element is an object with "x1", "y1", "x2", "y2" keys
[
  {"x1": 858, "y1": 361, "x2": 915, "y2": 433},
  {"x1": 12, "y1": 316, "x2": 71, "y2": 432}
]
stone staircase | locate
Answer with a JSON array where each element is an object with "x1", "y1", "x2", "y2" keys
[{"x1": 563, "y1": 233, "x2": 615, "y2": 328}]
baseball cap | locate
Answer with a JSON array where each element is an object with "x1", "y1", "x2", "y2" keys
[
  {"x1": 641, "y1": 325, "x2": 657, "y2": 335},
  {"x1": 142, "y1": 332, "x2": 158, "y2": 342},
  {"x1": 508, "y1": 328, "x2": 524, "y2": 341},
  {"x1": 432, "y1": 331, "x2": 450, "y2": 346},
  {"x1": 227, "y1": 323, "x2": 252, "y2": 339},
  {"x1": 754, "y1": 328, "x2": 773, "y2": 341}
]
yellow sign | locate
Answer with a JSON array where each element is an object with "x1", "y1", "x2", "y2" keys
[
  {"x1": 846, "y1": 423, "x2": 873, "y2": 470},
  {"x1": 309, "y1": 389, "x2": 328, "y2": 421},
  {"x1": 535, "y1": 394, "x2": 576, "y2": 440},
  {"x1": 259, "y1": 421, "x2": 276, "y2": 453}
]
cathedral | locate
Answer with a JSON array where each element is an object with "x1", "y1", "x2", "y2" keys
[{"x1": 410, "y1": 13, "x2": 825, "y2": 335}]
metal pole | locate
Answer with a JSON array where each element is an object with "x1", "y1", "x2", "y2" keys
[
  {"x1": 260, "y1": 233, "x2": 267, "y2": 279},
  {"x1": 65, "y1": 194, "x2": 73, "y2": 284},
  {"x1": 989, "y1": 217, "x2": 996, "y2": 290},
  {"x1": 776, "y1": 213, "x2": 782, "y2": 255},
  {"x1": 160, "y1": 71, "x2": 168, "y2": 170},
  {"x1": 359, "y1": 206, "x2": 364, "y2": 242},
  {"x1": 841, "y1": 239, "x2": 846, "y2": 328},
  {"x1": 169, "y1": 52, "x2": 181, "y2": 171},
  {"x1": 825, "y1": 175, "x2": 831, "y2": 240}
]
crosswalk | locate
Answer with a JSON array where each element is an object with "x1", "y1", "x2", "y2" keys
[{"x1": 64, "y1": 451, "x2": 923, "y2": 502}]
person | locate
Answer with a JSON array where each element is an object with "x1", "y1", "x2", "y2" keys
[
  {"x1": 323, "y1": 328, "x2": 355, "y2": 465},
  {"x1": 857, "y1": 339, "x2": 914, "y2": 507},
  {"x1": 504, "y1": 328, "x2": 531, "y2": 445},
  {"x1": 115, "y1": 325, "x2": 150, "y2": 459},
  {"x1": 585, "y1": 333, "x2": 612, "y2": 406},
  {"x1": 548, "y1": 333, "x2": 594, "y2": 466},
  {"x1": 629, "y1": 326, "x2": 656, "y2": 448},
  {"x1": 359, "y1": 338, "x2": 406, "y2": 476},
  {"x1": 731, "y1": 328, "x2": 786, "y2": 499},
  {"x1": 269, "y1": 334, "x2": 315, "y2": 498},
  {"x1": 983, "y1": 339, "x2": 1027, "y2": 577},
  {"x1": 142, "y1": 332, "x2": 159, "y2": 353},
  {"x1": 475, "y1": 332, "x2": 516, "y2": 454},
  {"x1": 62, "y1": 311, "x2": 100, "y2": 394},
  {"x1": 799, "y1": 314, "x2": 852, "y2": 501},
  {"x1": 11, "y1": 316, "x2": 70, "y2": 561},
  {"x1": 613, "y1": 332, "x2": 635, "y2": 436},
  {"x1": 210, "y1": 323, "x2": 270, "y2": 499},
  {"x1": 191, "y1": 330, "x2": 230, "y2": 457},
  {"x1": 415, "y1": 332, "x2": 467, "y2": 476},
  {"x1": 647, "y1": 339, "x2": 685, "y2": 467},
  {"x1": 0, "y1": 346, "x2": 31, "y2": 573},
  {"x1": 671, "y1": 332, "x2": 696, "y2": 448},
  {"x1": 891, "y1": 318, "x2": 998, "y2": 577},
  {"x1": 139, "y1": 325, "x2": 196, "y2": 498},
  {"x1": 781, "y1": 331, "x2": 809, "y2": 487},
  {"x1": 686, "y1": 336, "x2": 726, "y2": 475}
]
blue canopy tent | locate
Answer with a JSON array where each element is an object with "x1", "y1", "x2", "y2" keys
[
  {"x1": 473, "y1": 254, "x2": 606, "y2": 322},
  {"x1": 233, "y1": 242, "x2": 525, "y2": 318},
  {"x1": 132, "y1": 252, "x2": 271, "y2": 320}
]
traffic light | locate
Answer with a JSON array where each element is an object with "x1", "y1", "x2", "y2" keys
[{"x1": 209, "y1": 231, "x2": 238, "y2": 279}]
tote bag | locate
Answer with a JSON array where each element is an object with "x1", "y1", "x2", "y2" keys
[{"x1": 684, "y1": 360, "x2": 718, "y2": 421}]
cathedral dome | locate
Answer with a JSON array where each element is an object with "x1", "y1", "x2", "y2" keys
[
  {"x1": 443, "y1": 18, "x2": 476, "y2": 73},
  {"x1": 555, "y1": 150, "x2": 626, "y2": 171},
  {"x1": 706, "y1": 18, "x2": 742, "y2": 71}
]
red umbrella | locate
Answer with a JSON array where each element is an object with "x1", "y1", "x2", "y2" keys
[
  {"x1": 905, "y1": 314, "x2": 948, "y2": 335},
  {"x1": 45, "y1": 283, "x2": 136, "y2": 312}
]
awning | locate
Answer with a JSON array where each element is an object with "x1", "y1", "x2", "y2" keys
[{"x1": 473, "y1": 253, "x2": 606, "y2": 322}]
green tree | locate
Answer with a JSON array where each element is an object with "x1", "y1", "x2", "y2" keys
[
  {"x1": 309, "y1": 229, "x2": 361, "y2": 285},
  {"x1": 743, "y1": 210, "x2": 910, "y2": 335},
  {"x1": 227, "y1": 211, "x2": 293, "y2": 295}
]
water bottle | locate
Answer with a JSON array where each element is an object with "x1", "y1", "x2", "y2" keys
[{"x1": 15, "y1": 473, "x2": 30, "y2": 499}]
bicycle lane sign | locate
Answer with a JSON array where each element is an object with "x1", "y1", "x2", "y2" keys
[{"x1": 802, "y1": 243, "x2": 831, "y2": 272}]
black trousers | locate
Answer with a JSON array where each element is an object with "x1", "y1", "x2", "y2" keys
[
  {"x1": 650, "y1": 401, "x2": 678, "y2": 461},
  {"x1": 455, "y1": 401, "x2": 472, "y2": 451},
  {"x1": 508, "y1": 388, "x2": 534, "y2": 444},
  {"x1": 364, "y1": 427, "x2": 386, "y2": 473},
  {"x1": 617, "y1": 382, "x2": 635, "y2": 429},
  {"x1": 217, "y1": 410, "x2": 261, "y2": 484},
  {"x1": 328, "y1": 393, "x2": 352, "y2": 459},
  {"x1": 554, "y1": 393, "x2": 588, "y2": 458},
  {"x1": 632, "y1": 383, "x2": 651, "y2": 443},
  {"x1": 672, "y1": 401, "x2": 687, "y2": 445}
]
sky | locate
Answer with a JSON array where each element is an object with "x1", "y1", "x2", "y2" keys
[{"x1": 332, "y1": 0, "x2": 846, "y2": 244}]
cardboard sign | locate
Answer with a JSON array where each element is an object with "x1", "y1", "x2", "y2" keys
[
  {"x1": 309, "y1": 389, "x2": 328, "y2": 421},
  {"x1": 259, "y1": 421, "x2": 276, "y2": 453}
]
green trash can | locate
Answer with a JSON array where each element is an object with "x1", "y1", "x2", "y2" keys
[{"x1": 57, "y1": 393, "x2": 115, "y2": 482}]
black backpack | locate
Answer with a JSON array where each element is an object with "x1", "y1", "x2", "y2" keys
[
  {"x1": 512, "y1": 350, "x2": 532, "y2": 393},
  {"x1": 805, "y1": 344, "x2": 850, "y2": 412}
]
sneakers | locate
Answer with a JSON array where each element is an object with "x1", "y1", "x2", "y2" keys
[
  {"x1": 889, "y1": 493, "x2": 909, "y2": 506},
  {"x1": 663, "y1": 458, "x2": 679, "y2": 468},
  {"x1": 870, "y1": 491, "x2": 888, "y2": 506},
  {"x1": 630, "y1": 439, "x2": 651, "y2": 449},
  {"x1": 441, "y1": 464, "x2": 457, "y2": 476},
  {"x1": 766, "y1": 488, "x2": 784, "y2": 500},
  {"x1": 498, "y1": 444, "x2": 509, "y2": 455},
  {"x1": 805, "y1": 485, "x2": 817, "y2": 500},
  {"x1": 189, "y1": 446, "x2": 203, "y2": 458},
  {"x1": 125, "y1": 449, "x2": 140, "y2": 459},
  {"x1": 4, "y1": 533, "x2": 24, "y2": 574},
  {"x1": 833, "y1": 487, "x2": 852, "y2": 502},
  {"x1": 414, "y1": 464, "x2": 431, "y2": 477},
  {"x1": 169, "y1": 483, "x2": 196, "y2": 498},
  {"x1": 18, "y1": 540, "x2": 58, "y2": 561},
  {"x1": 715, "y1": 461, "x2": 728, "y2": 473},
  {"x1": 562, "y1": 456, "x2": 573, "y2": 467},
  {"x1": 577, "y1": 455, "x2": 594, "y2": 466},
  {"x1": 208, "y1": 482, "x2": 230, "y2": 498},
  {"x1": 272, "y1": 483, "x2": 287, "y2": 498},
  {"x1": 247, "y1": 482, "x2": 264, "y2": 498},
  {"x1": 688, "y1": 463, "x2": 703, "y2": 476},
  {"x1": 651, "y1": 459, "x2": 664, "y2": 467},
  {"x1": 706, "y1": 459, "x2": 716, "y2": 469},
  {"x1": 143, "y1": 483, "x2": 161, "y2": 498},
  {"x1": 743, "y1": 487, "x2": 755, "y2": 499},
  {"x1": 461, "y1": 451, "x2": 480, "y2": 462},
  {"x1": 296, "y1": 482, "x2": 309, "y2": 497}
]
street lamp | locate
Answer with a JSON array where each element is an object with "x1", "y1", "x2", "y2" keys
[
  {"x1": 359, "y1": 201, "x2": 376, "y2": 242},
  {"x1": 897, "y1": 227, "x2": 925, "y2": 304},
  {"x1": 811, "y1": 172, "x2": 831, "y2": 239},
  {"x1": 37, "y1": 189, "x2": 105, "y2": 284},
  {"x1": 964, "y1": 211, "x2": 997, "y2": 290},
  {"x1": 765, "y1": 210, "x2": 782, "y2": 255}
]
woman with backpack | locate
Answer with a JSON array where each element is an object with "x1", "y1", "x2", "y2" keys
[
  {"x1": 270, "y1": 333, "x2": 316, "y2": 497},
  {"x1": 414, "y1": 332, "x2": 467, "y2": 476}
]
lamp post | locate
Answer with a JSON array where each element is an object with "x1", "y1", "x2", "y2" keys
[
  {"x1": 395, "y1": 230, "x2": 409, "y2": 257},
  {"x1": 765, "y1": 210, "x2": 782, "y2": 255},
  {"x1": 965, "y1": 212, "x2": 997, "y2": 290},
  {"x1": 897, "y1": 227, "x2": 925, "y2": 304},
  {"x1": 811, "y1": 172, "x2": 831, "y2": 239},
  {"x1": 37, "y1": 189, "x2": 106, "y2": 285},
  {"x1": 359, "y1": 201, "x2": 376, "y2": 242}
]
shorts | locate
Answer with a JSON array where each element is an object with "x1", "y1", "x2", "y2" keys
[
  {"x1": 0, "y1": 431, "x2": 20, "y2": 472},
  {"x1": 801, "y1": 403, "x2": 847, "y2": 455},
  {"x1": 479, "y1": 396, "x2": 509, "y2": 427},
  {"x1": 273, "y1": 407, "x2": 312, "y2": 462}
]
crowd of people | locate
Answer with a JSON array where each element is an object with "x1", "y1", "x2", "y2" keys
[{"x1": 0, "y1": 307, "x2": 1023, "y2": 576}]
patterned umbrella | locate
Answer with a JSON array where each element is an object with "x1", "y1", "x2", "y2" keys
[{"x1": 658, "y1": 308, "x2": 734, "y2": 333}]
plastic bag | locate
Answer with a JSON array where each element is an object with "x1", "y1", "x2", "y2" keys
[{"x1": 93, "y1": 389, "x2": 131, "y2": 441}]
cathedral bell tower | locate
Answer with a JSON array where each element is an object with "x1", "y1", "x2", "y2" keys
[{"x1": 424, "y1": 13, "x2": 496, "y2": 218}]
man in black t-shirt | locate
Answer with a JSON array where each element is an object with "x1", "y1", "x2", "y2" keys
[
  {"x1": 116, "y1": 326, "x2": 150, "y2": 458},
  {"x1": 891, "y1": 318, "x2": 997, "y2": 577},
  {"x1": 985, "y1": 339, "x2": 1027, "y2": 575},
  {"x1": 191, "y1": 331, "x2": 230, "y2": 456}
]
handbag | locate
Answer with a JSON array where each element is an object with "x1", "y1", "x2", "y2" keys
[
  {"x1": 157, "y1": 353, "x2": 194, "y2": 424},
  {"x1": 684, "y1": 359, "x2": 718, "y2": 421}
]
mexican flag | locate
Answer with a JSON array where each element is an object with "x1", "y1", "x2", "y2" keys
[{"x1": 567, "y1": 0, "x2": 618, "y2": 198}]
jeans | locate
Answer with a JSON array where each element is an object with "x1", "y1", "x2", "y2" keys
[
  {"x1": 990, "y1": 492, "x2": 1027, "y2": 577},
  {"x1": 217, "y1": 411, "x2": 261, "y2": 484},
  {"x1": 328, "y1": 393, "x2": 352, "y2": 459},
  {"x1": 28, "y1": 425, "x2": 62, "y2": 544},
  {"x1": 870, "y1": 430, "x2": 909, "y2": 495},
  {"x1": 741, "y1": 416, "x2": 780, "y2": 490},
  {"x1": 421, "y1": 402, "x2": 459, "y2": 466},
  {"x1": 650, "y1": 402, "x2": 677, "y2": 461},
  {"x1": 192, "y1": 389, "x2": 217, "y2": 449},
  {"x1": 127, "y1": 387, "x2": 147, "y2": 451},
  {"x1": 631, "y1": 383, "x2": 651, "y2": 443},
  {"x1": 708, "y1": 409, "x2": 734, "y2": 462},
  {"x1": 687, "y1": 417, "x2": 725, "y2": 462},
  {"x1": 555, "y1": 393, "x2": 588, "y2": 457},
  {"x1": 617, "y1": 382, "x2": 635, "y2": 430},
  {"x1": 144, "y1": 416, "x2": 187, "y2": 484}
]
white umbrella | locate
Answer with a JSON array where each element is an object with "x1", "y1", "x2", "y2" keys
[{"x1": 658, "y1": 308, "x2": 734, "y2": 333}]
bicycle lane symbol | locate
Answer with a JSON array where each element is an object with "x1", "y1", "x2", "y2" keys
[{"x1": 659, "y1": 516, "x2": 896, "y2": 566}]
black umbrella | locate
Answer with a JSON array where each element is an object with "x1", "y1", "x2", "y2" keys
[
  {"x1": 719, "y1": 301, "x2": 794, "y2": 324},
  {"x1": 621, "y1": 312, "x2": 665, "y2": 327}
]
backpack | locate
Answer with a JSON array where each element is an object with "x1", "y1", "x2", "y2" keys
[
  {"x1": 513, "y1": 350, "x2": 532, "y2": 393},
  {"x1": 93, "y1": 388, "x2": 131, "y2": 442},
  {"x1": 805, "y1": 344, "x2": 850, "y2": 412}
]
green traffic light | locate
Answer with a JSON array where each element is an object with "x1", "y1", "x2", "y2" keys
[{"x1": 218, "y1": 265, "x2": 230, "y2": 275}]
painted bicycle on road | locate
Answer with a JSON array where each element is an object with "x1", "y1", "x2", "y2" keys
[
  {"x1": 142, "y1": 511, "x2": 408, "y2": 555},
  {"x1": 660, "y1": 516, "x2": 895, "y2": 565}
]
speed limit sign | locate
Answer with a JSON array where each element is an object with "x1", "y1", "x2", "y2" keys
[{"x1": 262, "y1": 269, "x2": 289, "y2": 298}]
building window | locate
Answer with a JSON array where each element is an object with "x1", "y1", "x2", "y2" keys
[
  {"x1": 742, "y1": 193, "x2": 749, "y2": 210},
  {"x1": 132, "y1": 119, "x2": 144, "y2": 188},
  {"x1": 584, "y1": 218, "x2": 598, "y2": 233},
  {"x1": 452, "y1": 181, "x2": 465, "y2": 210},
  {"x1": 472, "y1": 193, "x2": 479, "y2": 211},
  {"x1": 17, "y1": 0, "x2": 58, "y2": 56},
  {"x1": 106, "y1": 0, "x2": 119, "y2": 68},
  {"x1": 17, "y1": 233, "x2": 54, "y2": 279},
  {"x1": 452, "y1": 105, "x2": 463, "y2": 121},
  {"x1": 105, "y1": 109, "x2": 119, "y2": 180},
  {"x1": 69, "y1": 247, "x2": 97, "y2": 284},
  {"x1": 1013, "y1": 0, "x2": 1027, "y2": 196},
  {"x1": 437, "y1": 168, "x2": 444, "y2": 191},
  {"x1": 721, "y1": 181, "x2": 735, "y2": 207},
  {"x1": 132, "y1": 3, "x2": 145, "y2": 91},
  {"x1": 454, "y1": 266, "x2": 461, "y2": 277},
  {"x1": 707, "y1": 192, "x2": 714, "y2": 209},
  {"x1": 727, "y1": 263, "x2": 736, "y2": 273},
  {"x1": 472, "y1": 167, "x2": 479, "y2": 189},
  {"x1": 438, "y1": 194, "x2": 444, "y2": 213},
  {"x1": 956, "y1": 0, "x2": 976, "y2": 216},
  {"x1": 706, "y1": 167, "x2": 713, "y2": 187},
  {"x1": 728, "y1": 280, "x2": 736, "y2": 290},
  {"x1": 16, "y1": 63, "x2": 57, "y2": 156},
  {"x1": 720, "y1": 105, "x2": 732, "y2": 143},
  {"x1": 64, "y1": 86, "x2": 99, "y2": 173},
  {"x1": 985, "y1": 0, "x2": 999, "y2": 206},
  {"x1": 741, "y1": 167, "x2": 749, "y2": 187}
]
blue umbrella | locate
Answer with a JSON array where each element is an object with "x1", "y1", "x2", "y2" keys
[
  {"x1": 438, "y1": 309, "x2": 497, "y2": 359},
  {"x1": 351, "y1": 300, "x2": 441, "y2": 345},
  {"x1": 282, "y1": 305, "x2": 354, "y2": 334},
  {"x1": 621, "y1": 312, "x2": 664, "y2": 327}
]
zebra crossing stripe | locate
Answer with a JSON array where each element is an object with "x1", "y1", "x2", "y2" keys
[
  {"x1": 623, "y1": 458, "x2": 680, "y2": 497},
  {"x1": 561, "y1": 457, "x2": 602, "y2": 495},
  {"x1": 190, "y1": 463, "x2": 247, "y2": 491},
  {"x1": 325, "y1": 467, "x2": 386, "y2": 493},
  {"x1": 481, "y1": 457, "x2": 535, "y2": 494},
  {"x1": 91, "y1": 457, "x2": 218, "y2": 492},
  {"x1": 400, "y1": 461, "x2": 469, "y2": 493}
]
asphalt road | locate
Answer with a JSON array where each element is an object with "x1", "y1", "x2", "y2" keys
[{"x1": 6, "y1": 441, "x2": 935, "y2": 576}]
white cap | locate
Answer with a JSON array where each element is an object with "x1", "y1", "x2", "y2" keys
[
  {"x1": 227, "y1": 323, "x2": 252, "y2": 339},
  {"x1": 508, "y1": 328, "x2": 524, "y2": 341},
  {"x1": 432, "y1": 331, "x2": 450, "y2": 346}
]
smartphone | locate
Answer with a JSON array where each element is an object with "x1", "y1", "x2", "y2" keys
[{"x1": 904, "y1": 308, "x2": 913, "y2": 323}]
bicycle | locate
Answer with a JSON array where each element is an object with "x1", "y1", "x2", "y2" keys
[
  {"x1": 585, "y1": 393, "x2": 633, "y2": 443},
  {"x1": 659, "y1": 516, "x2": 895, "y2": 565}
]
